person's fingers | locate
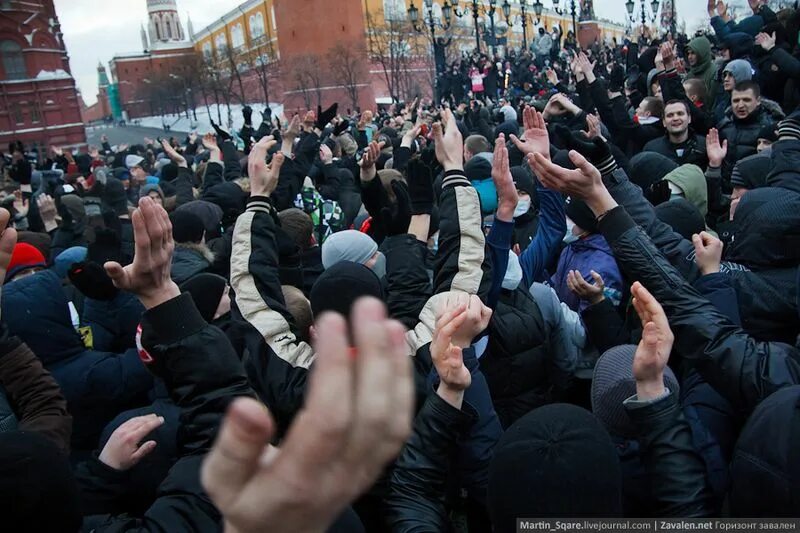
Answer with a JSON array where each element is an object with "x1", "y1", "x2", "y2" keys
[
  {"x1": 435, "y1": 303, "x2": 467, "y2": 333},
  {"x1": 721, "y1": 139, "x2": 728, "y2": 151},
  {"x1": 590, "y1": 270, "x2": 604, "y2": 288},
  {"x1": 568, "y1": 149, "x2": 592, "y2": 173},
  {"x1": 271, "y1": 152, "x2": 285, "y2": 175},
  {"x1": 346, "y1": 298, "x2": 396, "y2": 466},
  {"x1": 286, "y1": 310, "x2": 354, "y2": 471},
  {"x1": 692, "y1": 233, "x2": 703, "y2": 252},
  {"x1": 384, "y1": 318, "x2": 414, "y2": 451},
  {"x1": 130, "y1": 207, "x2": 153, "y2": 267},
  {"x1": 509, "y1": 134, "x2": 526, "y2": 152},
  {"x1": 129, "y1": 440, "x2": 158, "y2": 464},
  {"x1": 130, "y1": 414, "x2": 165, "y2": 440},
  {"x1": 641, "y1": 321, "x2": 659, "y2": 350},
  {"x1": 438, "y1": 309, "x2": 468, "y2": 346},
  {"x1": 201, "y1": 397, "x2": 275, "y2": 509}
]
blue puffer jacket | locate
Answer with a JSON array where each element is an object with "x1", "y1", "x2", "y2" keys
[
  {"x1": 550, "y1": 233, "x2": 624, "y2": 313},
  {"x1": 1, "y1": 269, "x2": 153, "y2": 451}
]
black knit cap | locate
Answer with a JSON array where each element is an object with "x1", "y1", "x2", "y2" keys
[
  {"x1": 655, "y1": 197, "x2": 706, "y2": 240},
  {"x1": 180, "y1": 273, "x2": 228, "y2": 322},
  {"x1": 169, "y1": 210, "x2": 205, "y2": 244},
  {"x1": 310, "y1": 261, "x2": 383, "y2": 318},
  {"x1": 730, "y1": 153, "x2": 770, "y2": 190},
  {"x1": 730, "y1": 385, "x2": 800, "y2": 516},
  {"x1": 487, "y1": 404, "x2": 622, "y2": 529},
  {"x1": 0, "y1": 432, "x2": 82, "y2": 531},
  {"x1": 565, "y1": 196, "x2": 598, "y2": 234},
  {"x1": 628, "y1": 152, "x2": 678, "y2": 190}
]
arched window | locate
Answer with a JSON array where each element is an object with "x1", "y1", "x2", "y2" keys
[
  {"x1": 215, "y1": 33, "x2": 227, "y2": 57},
  {"x1": 165, "y1": 18, "x2": 172, "y2": 39},
  {"x1": 202, "y1": 42, "x2": 212, "y2": 59},
  {"x1": 231, "y1": 23, "x2": 244, "y2": 48},
  {"x1": 154, "y1": 17, "x2": 163, "y2": 40},
  {"x1": 250, "y1": 12, "x2": 265, "y2": 38},
  {"x1": 1, "y1": 41, "x2": 26, "y2": 80}
]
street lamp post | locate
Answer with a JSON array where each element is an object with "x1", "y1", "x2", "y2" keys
[
  {"x1": 504, "y1": 0, "x2": 542, "y2": 52},
  {"x1": 451, "y1": 0, "x2": 502, "y2": 56},
  {"x1": 553, "y1": 0, "x2": 577, "y2": 42},
  {"x1": 626, "y1": 0, "x2": 659, "y2": 38},
  {"x1": 408, "y1": 0, "x2": 452, "y2": 103}
]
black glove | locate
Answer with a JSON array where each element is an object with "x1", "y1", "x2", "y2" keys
[
  {"x1": 406, "y1": 157, "x2": 434, "y2": 215},
  {"x1": 242, "y1": 105, "x2": 253, "y2": 126},
  {"x1": 554, "y1": 125, "x2": 618, "y2": 176},
  {"x1": 333, "y1": 120, "x2": 350, "y2": 137},
  {"x1": 68, "y1": 261, "x2": 119, "y2": 301},
  {"x1": 210, "y1": 120, "x2": 232, "y2": 142},
  {"x1": 261, "y1": 107, "x2": 272, "y2": 122},
  {"x1": 645, "y1": 179, "x2": 671, "y2": 206},
  {"x1": 315, "y1": 103, "x2": 339, "y2": 130},
  {"x1": 379, "y1": 180, "x2": 412, "y2": 237}
]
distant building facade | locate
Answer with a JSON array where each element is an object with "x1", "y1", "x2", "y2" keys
[{"x1": 0, "y1": 0, "x2": 85, "y2": 148}]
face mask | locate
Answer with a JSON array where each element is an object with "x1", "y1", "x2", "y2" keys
[
  {"x1": 514, "y1": 198, "x2": 531, "y2": 218},
  {"x1": 563, "y1": 218, "x2": 579, "y2": 244},
  {"x1": 502, "y1": 250, "x2": 523, "y2": 290},
  {"x1": 370, "y1": 251, "x2": 386, "y2": 279}
]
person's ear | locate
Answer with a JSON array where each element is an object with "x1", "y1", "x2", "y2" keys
[{"x1": 309, "y1": 324, "x2": 317, "y2": 343}]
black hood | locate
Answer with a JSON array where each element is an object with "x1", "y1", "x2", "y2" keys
[
  {"x1": 723, "y1": 32, "x2": 755, "y2": 60},
  {"x1": 726, "y1": 187, "x2": 800, "y2": 271},
  {"x1": 730, "y1": 385, "x2": 800, "y2": 516}
]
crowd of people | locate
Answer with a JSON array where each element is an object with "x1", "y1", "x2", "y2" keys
[{"x1": 0, "y1": 0, "x2": 799, "y2": 529}]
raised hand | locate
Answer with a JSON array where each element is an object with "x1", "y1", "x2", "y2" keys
[
  {"x1": 510, "y1": 106, "x2": 550, "y2": 160},
  {"x1": 0, "y1": 209, "x2": 18, "y2": 312},
  {"x1": 545, "y1": 68, "x2": 559, "y2": 86},
  {"x1": 359, "y1": 140, "x2": 385, "y2": 182},
  {"x1": 283, "y1": 114, "x2": 301, "y2": 139},
  {"x1": 440, "y1": 292, "x2": 492, "y2": 349},
  {"x1": 716, "y1": 0, "x2": 729, "y2": 20},
  {"x1": 248, "y1": 136, "x2": 284, "y2": 197},
  {"x1": 319, "y1": 144, "x2": 333, "y2": 165},
  {"x1": 211, "y1": 120, "x2": 232, "y2": 142},
  {"x1": 36, "y1": 194, "x2": 58, "y2": 232},
  {"x1": 528, "y1": 150, "x2": 616, "y2": 215},
  {"x1": 576, "y1": 52, "x2": 597, "y2": 83},
  {"x1": 103, "y1": 197, "x2": 179, "y2": 309},
  {"x1": 705, "y1": 128, "x2": 727, "y2": 168},
  {"x1": 566, "y1": 269, "x2": 605, "y2": 305},
  {"x1": 659, "y1": 42, "x2": 675, "y2": 70},
  {"x1": 584, "y1": 113, "x2": 603, "y2": 140},
  {"x1": 160, "y1": 138, "x2": 187, "y2": 168},
  {"x1": 492, "y1": 133, "x2": 518, "y2": 222},
  {"x1": 99, "y1": 414, "x2": 165, "y2": 471},
  {"x1": 201, "y1": 297, "x2": 413, "y2": 533},
  {"x1": 432, "y1": 108, "x2": 464, "y2": 172},
  {"x1": 431, "y1": 301, "x2": 472, "y2": 408},
  {"x1": 631, "y1": 282, "x2": 674, "y2": 400},
  {"x1": 692, "y1": 231, "x2": 723, "y2": 275},
  {"x1": 755, "y1": 31, "x2": 776, "y2": 52}
]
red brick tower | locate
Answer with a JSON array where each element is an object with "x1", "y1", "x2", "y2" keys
[{"x1": 0, "y1": 0, "x2": 86, "y2": 148}]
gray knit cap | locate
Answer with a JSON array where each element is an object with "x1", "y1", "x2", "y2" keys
[
  {"x1": 321, "y1": 230, "x2": 378, "y2": 269},
  {"x1": 723, "y1": 59, "x2": 754, "y2": 84},
  {"x1": 591, "y1": 344, "x2": 680, "y2": 439}
]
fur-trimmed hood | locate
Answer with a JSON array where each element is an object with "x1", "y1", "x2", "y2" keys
[{"x1": 170, "y1": 242, "x2": 215, "y2": 284}]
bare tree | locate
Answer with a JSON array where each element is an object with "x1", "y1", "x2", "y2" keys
[
  {"x1": 365, "y1": 12, "x2": 423, "y2": 102},
  {"x1": 244, "y1": 34, "x2": 278, "y2": 105},
  {"x1": 327, "y1": 42, "x2": 368, "y2": 111},
  {"x1": 292, "y1": 54, "x2": 324, "y2": 108}
]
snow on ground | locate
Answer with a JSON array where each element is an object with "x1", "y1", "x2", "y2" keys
[{"x1": 135, "y1": 103, "x2": 285, "y2": 134}]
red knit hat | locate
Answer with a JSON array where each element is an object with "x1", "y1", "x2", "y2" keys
[{"x1": 6, "y1": 243, "x2": 46, "y2": 282}]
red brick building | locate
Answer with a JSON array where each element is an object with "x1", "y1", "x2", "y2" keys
[
  {"x1": 108, "y1": 0, "x2": 196, "y2": 121},
  {"x1": 0, "y1": 0, "x2": 85, "y2": 149}
]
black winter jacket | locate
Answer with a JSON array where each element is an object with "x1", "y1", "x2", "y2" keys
[
  {"x1": 642, "y1": 135, "x2": 709, "y2": 170},
  {"x1": 717, "y1": 102, "x2": 784, "y2": 184}
]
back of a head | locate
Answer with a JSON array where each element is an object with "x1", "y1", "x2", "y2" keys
[
  {"x1": 465, "y1": 135, "x2": 492, "y2": 157},
  {"x1": 655, "y1": 197, "x2": 706, "y2": 240},
  {"x1": 726, "y1": 187, "x2": 800, "y2": 270},
  {"x1": 282, "y1": 284, "x2": 312, "y2": 342},
  {"x1": 731, "y1": 385, "x2": 800, "y2": 516},
  {"x1": 321, "y1": 230, "x2": 378, "y2": 269},
  {"x1": 279, "y1": 208, "x2": 314, "y2": 251},
  {"x1": 169, "y1": 210, "x2": 205, "y2": 244},
  {"x1": 591, "y1": 345, "x2": 680, "y2": 439},
  {"x1": 643, "y1": 96, "x2": 665, "y2": 119},
  {"x1": 0, "y1": 431, "x2": 82, "y2": 531},
  {"x1": 310, "y1": 261, "x2": 383, "y2": 318},
  {"x1": 629, "y1": 152, "x2": 678, "y2": 190},
  {"x1": 488, "y1": 404, "x2": 622, "y2": 529}
]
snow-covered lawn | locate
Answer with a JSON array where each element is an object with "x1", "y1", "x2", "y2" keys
[{"x1": 134, "y1": 103, "x2": 285, "y2": 134}]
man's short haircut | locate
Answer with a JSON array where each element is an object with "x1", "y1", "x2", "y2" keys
[
  {"x1": 733, "y1": 80, "x2": 761, "y2": 98},
  {"x1": 643, "y1": 96, "x2": 665, "y2": 119},
  {"x1": 465, "y1": 135, "x2": 492, "y2": 155},
  {"x1": 281, "y1": 285, "x2": 312, "y2": 342},
  {"x1": 682, "y1": 78, "x2": 707, "y2": 102},
  {"x1": 278, "y1": 208, "x2": 314, "y2": 251},
  {"x1": 664, "y1": 99, "x2": 691, "y2": 115}
]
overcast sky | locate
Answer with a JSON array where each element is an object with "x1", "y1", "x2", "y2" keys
[{"x1": 55, "y1": 0, "x2": 710, "y2": 106}]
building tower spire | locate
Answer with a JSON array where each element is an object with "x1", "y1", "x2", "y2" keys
[{"x1": 146, "y1": 0, "x2": 188, "y2": 48}]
